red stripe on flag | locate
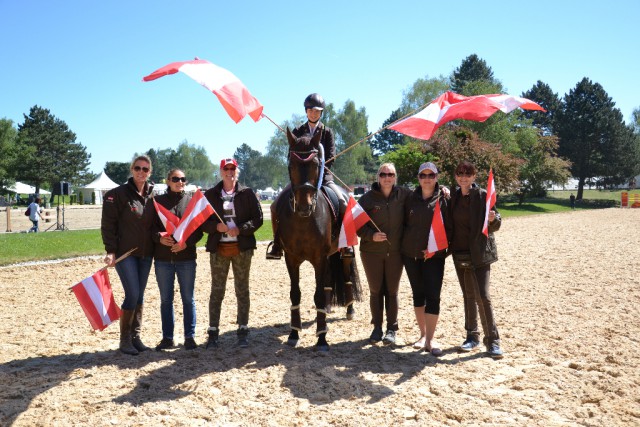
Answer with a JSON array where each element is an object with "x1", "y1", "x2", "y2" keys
[
  {"x1": 425, "y1": 199, "x2": 448, "y2": 259},
  {"x1": 71, "y1": 269, "x2": 121, "y2": 331},
  {"x1": 339, "y1": 196, "x2": 371, "y2": 248}
]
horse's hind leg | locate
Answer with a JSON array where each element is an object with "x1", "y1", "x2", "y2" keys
[{"x1": 342, "y1": 257, "x2": 355, "y2": 320}]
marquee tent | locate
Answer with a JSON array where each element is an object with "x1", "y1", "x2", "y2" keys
[
  {"x1": 5, "y1": 182, "x2": 51, "y2": 195},
  {"x1": 79, "y1": 171, "x2": 119, "y2": 205}
]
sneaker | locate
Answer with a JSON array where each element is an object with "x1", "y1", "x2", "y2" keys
[
  {"x1": 369, "y1": 327, "x2": 383, "y2": 344},
  {"x1": 487, "y1": 343, "x2": 504, "y2": 359},
  {"x1": 382, "y1": 330, "x2": 396, "y2": 346},
  {"x1": 184, "y1": 337, "x2": 197, "y2": 350},
  {"x1": 155, "y1": 338, "x2": 175, "y2": 351},
  {"x1": 459, "y1": 338, "x2": 481, "y2": 352},
  {"x1": 237, "y1": 327, "x2": 249, "y2": 348},
  {"x1": 266, "y1": 241, "x2": 283, "y2": 260},
  {"x1": 205, "y1": 331, "x2": 219, "y2": 349}
]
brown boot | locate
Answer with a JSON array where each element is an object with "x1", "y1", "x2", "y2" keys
[
  {"x1": 119, "y1": 309, "x2": 138, "y2": 355},
  {"x1": 131, "y1": 305, "x2": 151, "y2": 352}
]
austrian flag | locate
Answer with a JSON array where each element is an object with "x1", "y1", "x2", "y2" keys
[
  {"x1": 143, "y1": 58, "x2": 264, "y2": 123},
  {"x1": 389, "y1": 91, "x2": 545, "y2": 140},
  {"x1": 425, "y1": 199, "x2": 448, "y2": 259},
  {"x1": 153, "y1": 199, "x2": 180, "y2": 237},
  {"x1": 339, "y1": 196, "x2": 371, "y2": 248},
  {"x1": 172, "y1": 189, "x2": 215, "y2": 246},
  {"x1": 71, "y1": 269, "x2": 121, "y2": 331},
  {"x1": 482, "y1": 169, "x2": 497, "y2": 237}
]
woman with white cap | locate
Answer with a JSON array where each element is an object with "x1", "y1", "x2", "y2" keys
[{"x1": 401, "y1": 161, "x2": 449, "y2": 355}]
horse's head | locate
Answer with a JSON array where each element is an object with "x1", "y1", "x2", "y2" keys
[{"x1": 287, "y1": 127, "x2": 323, "y2": 217}]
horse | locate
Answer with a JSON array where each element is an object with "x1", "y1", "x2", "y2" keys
[{"x1": 274, "y1": 128, "x2": 361, "y2": 351}]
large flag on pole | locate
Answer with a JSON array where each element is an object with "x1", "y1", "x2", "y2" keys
[
  {"x1": 482, "y1": 169, "x2": 497, "y2": 237},
  {"x1": 424, "y1": 199, "x2": 448, "y2": 259},
  {"x1": 71, "y1": 269, "x2": 121, "y2": 331},
  {"x1": 153, "y1": 199, "x2": 180, "y2": 237},
  {"x1": 388, "y1": 91, "x2": 545, "y2": 140},
  {"x1": 172, "y1": 189, "x2": 215, "y2": 246},
  {"x1": 142, "y1": 58, "x2": 264, "y2": 123},
  {"x1": 339, "y1": 196, "x2": 372, "y2": 248}
]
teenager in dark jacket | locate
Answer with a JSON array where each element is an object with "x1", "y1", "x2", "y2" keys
[
  {"x1": 447, "y1": 161, "x2": 503, "y2": 359},
  {"x1": 101, "y1": 155, "x2": 155, "y2": 355},
  {"x1": 357, "y1": 163, "x2": 411, "y2": 345},
  {"x1": 401, "y1": 162, "x2": 449, "y2": 356},
  {"x1": 201, "y1": 158, "x2": 263, "y2": 349},
  {"x1": 152, "y1": 169, "x2": 204, "y2": 351}
]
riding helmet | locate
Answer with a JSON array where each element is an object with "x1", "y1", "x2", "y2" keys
[{"x1": 304, "y1": 93, "x2": 325, "y2": 111}]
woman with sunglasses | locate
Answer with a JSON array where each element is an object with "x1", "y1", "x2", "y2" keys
[
  {"x1": 447, "y1": 161, "x2": 503, "y2": 359},
  {"x1": 357, "y1": 163, "x2": 411, "y2": 345},
  {"x1": 401, "y1": 162, "x2": 449, "y2": 355},
  {"x1": 102, "y1": 155, "x2": 155, "y2": 355},
  {"x1": 202, "y1": 158, "x2": 263, "y2": 349},
  {"x1": 152, "y1": 169, "x2": 203, "y2": 351}
]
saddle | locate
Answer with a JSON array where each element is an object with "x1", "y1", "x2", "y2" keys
[{"x1": 321, "y1": 185, "x2": 342, "y2": 240}]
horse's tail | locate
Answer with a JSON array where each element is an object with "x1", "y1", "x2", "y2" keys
[{"x1": 328, "y1": 252, "x2": 362, "y2": 306}]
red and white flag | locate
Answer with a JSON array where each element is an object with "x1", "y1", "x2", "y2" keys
[
  {"x1": 143, "y1": 58, "x2": 264, "y2": 123},
  {"x1": 424, "y1": 199, "x2": 448, "y2": 259},
  {"x1": 172, "y1": 189, "x2": 215, "y2": 246},
  {"x1": 71, "y1": 269, "x2": 121, "y2": 331},
  {"x1": 388, "y1": 91, "x2": 545, "y2": 140},
  {"x1": 482, "y1": 169, "x2": 497, "y2": 237},
  {"x1": 338, "y1": 195, "x2": 372, "y2": 248},
  {"x1": 154, "y1": 199, "x2": 180, "y2": 237}
]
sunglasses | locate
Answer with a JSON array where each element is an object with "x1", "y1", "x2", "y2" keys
[
  {"x1": 133, "y1": 166, "x2": 150, "y2": 173},
  {"x1": 419, "y1": 173, "x2": 437, "y2": 179},
  {"x1": 170, "y1": 176, "x2": 187, "y2": 183},
  {"x1": 379, "y1": 172, "x2": 396, "y2": 178},
  {"x1": 456, "y1": 172, "x2": 474, "y2": 177},
  {"x1": 223, "y1": 166, "x2": 236, "y2": 171}
]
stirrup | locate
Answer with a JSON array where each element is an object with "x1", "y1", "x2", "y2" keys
[{"x1": 266, "y1": 241, "x2": 282, "y2": 260}]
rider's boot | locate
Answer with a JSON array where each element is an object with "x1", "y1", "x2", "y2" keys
[
  {"x1": 266, "y1": 211, "x2": 283, "y2": 260},
  {"x1": 335, "y1": 194, "x2": 354, "y2": 258}
]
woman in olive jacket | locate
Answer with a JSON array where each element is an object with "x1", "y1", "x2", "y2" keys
[
  {"x1": 401, "y1": 162, "x2": 449, "y2": 355},
  {"x1": 101, "y1": 155, "x2": 155, "y2": 356},
  {"x1": 446, "y1": 161, "x2": 503, "y2": 359},
  {"x1": 357, "y1": 163, "x2": 411, "y2": 345},
  {"x1": 151, "y1": 169, "x2": 204, "y2": 351}
]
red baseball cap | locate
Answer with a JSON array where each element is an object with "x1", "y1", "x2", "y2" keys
[{"x1": 220, "y1": 158, "x2": 238, "y2": 169}]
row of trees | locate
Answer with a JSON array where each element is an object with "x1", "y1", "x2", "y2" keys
[{"x1": 3, "y1": 55, "x2": 639, "y2": 201}]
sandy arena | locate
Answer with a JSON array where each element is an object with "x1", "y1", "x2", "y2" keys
[{"x1": 0, "y1": 208, "x2": 639, "y2": 426}]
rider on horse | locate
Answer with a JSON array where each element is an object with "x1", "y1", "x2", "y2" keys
[{"x1": 266, "y1": 93, "x2": 354, "y2": 260}]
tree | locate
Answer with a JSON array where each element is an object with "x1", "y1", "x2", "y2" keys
[
  {"x1": 521, "y1": 81, "x2": 561, "y2": 135},
  {"x1": 0, "y1": 118, "x2": 18, "y2": 189},
  {"x1": 139, "y1": 141, "x2": 216, "y2": 187},
  {"x1": 104, "y1": 161, "x2": 130, "y2": 185},
  {"x1": 632, "y1": 107, "x2": 640, "y2": 134},
  {"x1": 15, "y1": 106, "x2": 91, "y2": 193},
  {"x1": 380, "y1": 141, "x2": 434, "y2": 186},
  {"x1": 555, "y1": 78, "x2": 632, "y2": 198},
  {"x1": 234, "y1": 143, "x2": 264, "y2": 188},
  {"x1": 400, "y1": 75, "x2": 450, "y2": 113},
  {"x1": 450, "y1": 54, "x2": 502, "y2": 95},
  {"x1": 326, "y1": 100, "x2": 374, "y2": 186},
  {"x1": 370, "y1": 109, "x2": 405, "y2": 158}
]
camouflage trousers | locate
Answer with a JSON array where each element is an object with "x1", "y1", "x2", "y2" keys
[{"x1": 208, "y1": 249, "x2": 254, "y2": 328}]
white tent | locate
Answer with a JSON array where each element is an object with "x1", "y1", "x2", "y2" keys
[
  {"x1": 5, "y1": 181, "x2": 51, "y2": 195},
  {"x1": 80, "y1": 171, "x2": 119, "y2": 205}
]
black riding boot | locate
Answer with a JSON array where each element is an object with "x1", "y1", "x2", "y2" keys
[
  {"x1": 266, "y1": 216, "x2": 283, "y2": 260},
  {"x1": 119, "y1": 309, "x2": 138, "y2": 355},
  {"x1": 131, "y1": 305, "x2": 151, "y2": 352}
]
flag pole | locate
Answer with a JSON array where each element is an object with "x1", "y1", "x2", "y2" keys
[
  {"x1": 68, "y1": 247, "x2": 138, "y2": 291},
  {"x1": 261, "y1": 113, "x2": 285, "y2": 133}
]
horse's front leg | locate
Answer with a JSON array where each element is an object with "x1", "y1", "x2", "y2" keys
[
  {"x1": 313, "y1": 260, "x2": 330, "y2": 352},
  {"x1": 285, "y1": 256, "x2": 302, "y2": 347}
]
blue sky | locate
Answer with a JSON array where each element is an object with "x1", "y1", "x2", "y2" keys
[{"x1": 1, "y1": 0, "x2": 638, "y2": 174}]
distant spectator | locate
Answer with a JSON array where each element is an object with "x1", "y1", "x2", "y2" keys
[
  {"x1": 569, "y1": 193, "x2": 576, "y2": 210},
  {"x1": 28, "y1": 197, "x2": 43, "y2": 232}
]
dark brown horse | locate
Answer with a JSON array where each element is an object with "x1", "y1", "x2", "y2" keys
[{"x1": 274, "y1": 128, "x2": 361, "y2": 351}]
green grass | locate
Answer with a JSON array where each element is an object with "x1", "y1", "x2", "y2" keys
[{"x1": 0, "y1": 226, "x2": 275, "y2": 267}]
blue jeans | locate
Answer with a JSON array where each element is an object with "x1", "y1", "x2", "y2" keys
[
  {"x1": 155, "y1": 259, "x2": 197, "y2": 339},
  {"x1": 30, "y1": 220, "x2": 39, "y2": 232},
  {"x1": 115, "y1": 255, "x2": 153, "y2": 310}
]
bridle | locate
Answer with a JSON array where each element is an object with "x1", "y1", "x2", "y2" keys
[{"x1": 288, "y1": 143, "x2": 325, "y2": 216}]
